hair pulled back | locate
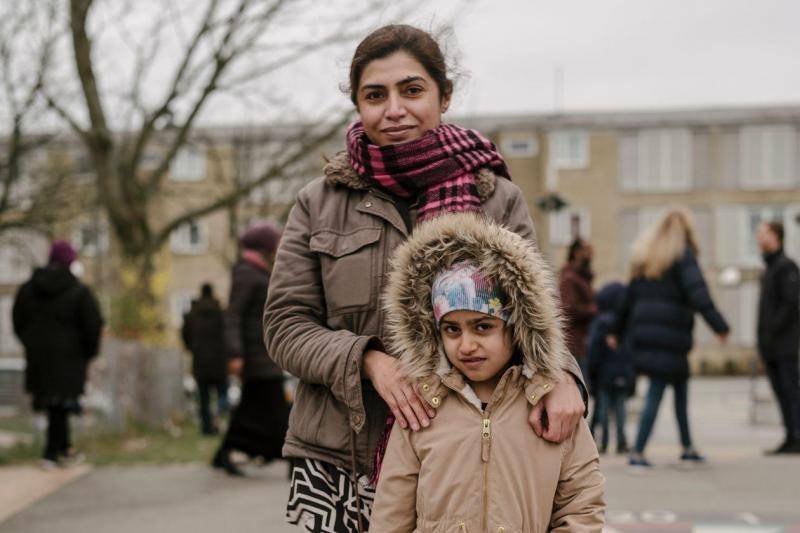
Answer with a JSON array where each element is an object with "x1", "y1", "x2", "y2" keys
[{"x1": 349, "y1": 24, "x2": 453, "y2": 105}]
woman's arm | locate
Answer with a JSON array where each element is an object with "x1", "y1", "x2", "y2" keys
[
  {"x1": 503, "y1": 185, "x2": 588, "y2": 441},
  {"x1": 677, "y1": 252, "x2": 729, "y2": 334},
  {"x1": 550, "y1": 420, "x2": 606, "y2": 532},
  {"x1": 370, "y1": 425, "x2": 420, "y2": 533},
  {"x1": 263, "y1": 188, "x2": 377, "y2": 427}
]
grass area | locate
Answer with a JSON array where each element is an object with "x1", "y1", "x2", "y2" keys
[{"x1": 0, "y1": 415, "x2": 220, "y2": 466}]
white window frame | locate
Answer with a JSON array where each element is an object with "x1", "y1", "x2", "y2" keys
[
  {"x1": 170, "y1": 291, "x2": 195, "y2": 327},
  {"x1": 549, "y1": 130, "x2": 589, "y2": 169},
  {"x1": 169, "y1": 146, "x2": 207, "y2": 182},
  {"x1": 501, "y1": 134, "x2": 538, "y2": 159},
  {"x1": 549, "y1": 207, "x2": 591, "y2": 246},
  {"x1": 170, "y1": 220, "x2": 209, "y2": 255},
  {"x1": 71, "y1": 219, "x2": 110, "y2": 257},
  {"x1": 619, "y1": 128, "x2": 693, "y2": 192},
  {"x1": 739, "y1": 125, "x2": 798, "y2": 190}
]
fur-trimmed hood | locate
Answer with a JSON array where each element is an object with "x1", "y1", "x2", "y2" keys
[
  {"x1": 383, "y1": 212, "x2": 569, "y2": 383},
  {"x1": 323, "y1": 151, "x2": 500, "y2": 200}
]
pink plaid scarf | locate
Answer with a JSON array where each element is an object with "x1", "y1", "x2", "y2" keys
[{"x1": 346, "y1": 121, "x2": 510, "y2": 223}]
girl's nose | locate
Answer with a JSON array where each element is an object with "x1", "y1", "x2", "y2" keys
[{"x1": 459, "y1": 334, "x2": 478, "y2": 354}]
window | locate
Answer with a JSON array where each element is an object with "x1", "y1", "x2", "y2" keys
[
  {"x1": 72, "y1": 219, "x2": 109, "y2": 257},
  {"x1": 549, "y1": 130, "x2": 589, "y2": 169},
  {"x1": 715, "y1": 282, "x2": 759, "y2": 347},
  {"x1": 501, "y1": 134, "x2": 538, "y2": 158},
  {"x1": 549, "y1": 207, "x2": 590, "y2": 246},
  {"x1": 170, "y1": 291, "x2": 195, "y2": 327},
  {"x1": 739, "y1": 125, "x2": 798, "y2": 190},
  {"x1": 0, "y1": 231, "x2": 48, "y2": 284},
  {"x1": 715, "y1": 204, "x2": 798, "y2": 267},
  {"x1": 170, "y1": 220, "x2": 208, "y2": 255},
  {"x1": 618, "y1": 128, "x2": 693, "y2": 192},
  {"x1": 169, "y1": 146, "x2": 206, "y2": 182},
  {"x1": 0, "y1": 296, "x2": 23, "y2": 355}
]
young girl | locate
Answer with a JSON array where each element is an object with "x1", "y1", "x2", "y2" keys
[{"x1": 371, "y1": 212, "x2": 605, "y2": 532}]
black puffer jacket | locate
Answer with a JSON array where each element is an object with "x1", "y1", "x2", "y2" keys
[
  {"x1": 758, "y1": 250, "x2": 800, "y2": 360},
  {"x1": 587, "y1": 282, "x2": 635, "y2": 396},
  {"x1": 614, "y1": 250, "x2": 729, "y2": 381},
  {"x1": 182, "y1": 295, "x2": 227, "y2": 382},
  {"x1": 225, "y1": 260, "x2": 282, "y2": 380},
  {"x1": 12, "y1": 266, "x2": 104, "y2": 405}
]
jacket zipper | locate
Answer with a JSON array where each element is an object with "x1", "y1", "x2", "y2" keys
[{"x1": 481, "y1": 417, "x2": 491, "y2": 532}]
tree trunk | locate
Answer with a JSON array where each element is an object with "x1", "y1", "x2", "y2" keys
[{"x1": 108, "y1": 249, "x2": 167, "y2": 341}]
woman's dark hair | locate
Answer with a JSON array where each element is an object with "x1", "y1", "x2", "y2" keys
[{"x1": 349, "y1": 24, "x2": 453, "y2": 106}]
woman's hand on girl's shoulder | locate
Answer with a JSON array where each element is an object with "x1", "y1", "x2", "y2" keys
[{"x1": 363, "y1": 349, "x2": 435, "y2": 431}]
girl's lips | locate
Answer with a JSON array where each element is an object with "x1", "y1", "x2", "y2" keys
[{"x1": 460, "y1": 357, "x2": 487, "y2": 370}]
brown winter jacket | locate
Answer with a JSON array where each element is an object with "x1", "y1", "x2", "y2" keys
[
  {"x1": 263, "y1": 151, "x2": 586, "y2": 476},
  {"x1": 559, "y1": 264, "x2": 597, "y2": 360},
  {"x1": 371, "y1": 213, "x2": 605, "y2": 533}
]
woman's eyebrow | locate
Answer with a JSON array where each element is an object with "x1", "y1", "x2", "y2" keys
[
  {"x1": 396, "y1": 75, "x2": 425, "y2": 85},
  {"x1": 360, "y1": 76, "x2": 426, "y2": 93}
]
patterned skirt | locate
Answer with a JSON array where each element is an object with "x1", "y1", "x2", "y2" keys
[{"x1": 286, "y1": 458, "x2": 375, "y2": 532}]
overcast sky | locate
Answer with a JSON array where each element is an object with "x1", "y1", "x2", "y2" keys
[
  {"x1": 190, "y1": 0, "x2": 800, "y2": 126},
  {"x1": 443, "y1": 0, "x2": 799, "y2": 115}
]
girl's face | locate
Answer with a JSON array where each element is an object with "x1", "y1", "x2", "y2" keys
[
  {"x1": 439, "y1": 310, "x2": 513, "y2": 385},
  {"x1": 356, "y1": 50, "x2": 449, "y2": 147}
]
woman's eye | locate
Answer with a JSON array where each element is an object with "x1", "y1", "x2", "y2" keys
[
  {"x1": 365, "y1": 91, "x2": 384, "y2": 101},
  {"x1": 405, "y1": 85, "x2": 423, "y2": 95}
]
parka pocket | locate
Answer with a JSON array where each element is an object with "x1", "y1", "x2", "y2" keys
[{"x1": 310, "y1": 227, "x2": 382, "y2": 316}]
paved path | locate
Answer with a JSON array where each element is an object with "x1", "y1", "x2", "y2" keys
[{"x1": 1, "y1": 377, "x2": 799, "y2": 532}]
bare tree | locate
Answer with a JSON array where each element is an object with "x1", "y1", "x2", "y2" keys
[
  {"x1": 0, "y1": 2, "x2": 83, "y2": 235},
  {"x1": 33, "y1": 0, "x2": 439, "y2": 336}
]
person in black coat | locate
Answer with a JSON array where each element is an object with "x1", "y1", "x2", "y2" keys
[
  {"x1": 12, "y1": 240, "x2": 104, "y2": 467},
  {"x1": 212, "y1": 222, "x2": 289, "y2": 476},
  {"x1": 610, "y1": 208, "x2": 729, "y2": 468},
  {"x1": 756, "y1": 221, "x2": 800, "y2": 455},
  {"x1": 182, "y1": 283, "x2": 228, "y2": 435},
  {"x1": 587, "y1": 282, "x2": 635, "y2": 454}
]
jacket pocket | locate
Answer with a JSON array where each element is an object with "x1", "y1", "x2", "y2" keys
[{"x1": 310, "y1": 227, "x2": 382, "y2": 316}]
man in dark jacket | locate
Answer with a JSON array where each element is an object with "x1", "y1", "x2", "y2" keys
[
  {"x1": 559, "y1": 238, "x2": 598, "y2": 380},
  {"x1": 757, "y1": 221, "x2": 800, "y2": 455},
  {"x1": 212, "y1": 222, "x2": 289, "y2": 476},
  {"x1": 12, "y1": 240, "x2": 104, "y2": 467},
  {"x1": 182, "y1": 283, "x2": 228, "y2": 435}
]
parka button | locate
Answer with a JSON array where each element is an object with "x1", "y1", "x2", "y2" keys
[
  {"x1": 543, "y1": 383, "x2": 551, "y2": 391},
  {"x1": 364, "y1": 201, "x2": 373, "y2": 208},
  {"x1": 352, "y1": 414, "x2": 363, "y2": 426},
  {"x1": 497, "y1": 527, "x2": 505, "y2": 533},
  {"x1": 421, "y1": 384, "x2": 430, "y2": 392},
  {"x1": 431, "y1": 396, "x2": 440, "y2": 406},
  {"x1": 530, "y1": 394, "x2": 537, "y2": 402}
]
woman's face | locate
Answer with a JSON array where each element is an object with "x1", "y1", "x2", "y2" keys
[{"x1": 356, "y1": 50, "x2": 449, "y2": 147}]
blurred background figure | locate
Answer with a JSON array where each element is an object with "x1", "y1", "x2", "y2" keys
[
  {"x1": 11, "y1": 240, "x2": 104, "y2": 469},
  {"x1": 611, "y1": 208, "x2": 729, "y2": 468},
  {"x1": 559, "y1": 237, "x2": 598, "y2": 381},
  {"x1": 587, "y1": 281, "x2": 635, "y2": 455},
  {"x1": 181, "y1": 283, "x2": 228, "y2": 436},
  {"x1": 756, "y1": 221, "x2": 800, "y2": 455},
  {"x1": 212, "y1": 222, "x2": 289, "y2": 476}
]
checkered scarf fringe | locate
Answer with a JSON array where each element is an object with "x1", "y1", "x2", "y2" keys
[{"x1": 346, "y1": 121, "x2": 510, "y2": 223}]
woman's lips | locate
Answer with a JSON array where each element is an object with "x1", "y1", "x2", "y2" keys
[{"x1": 380, "y1": 125, "x2": 415, "y2": 140}]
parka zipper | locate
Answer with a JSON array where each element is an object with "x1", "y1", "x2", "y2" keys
[{"x1": 481, "y1": 417, "x2": 491, "y2": 532}]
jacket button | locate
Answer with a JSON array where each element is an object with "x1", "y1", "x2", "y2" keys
[
  {"x1": 352, "y1": 414, "x2": 363, "y2": 426},
  {"x1": 431, "y1": 397, "x2": 440, "y2": 406},
  {"x1": 364, "y1": 201, "x2": 372, "y2": 208},
  {"x1": 421, "y1": 384, "x2": 430, "y2": 392},
  {"x1": 543, "y1": 383, "x2": 551, "y2": 391},
  {"x1": 530, "y1": 394, "x2": 537, "y2": 402},
  {"x1": 497, "y1": 528, "x2": 505, "y2": 533}
]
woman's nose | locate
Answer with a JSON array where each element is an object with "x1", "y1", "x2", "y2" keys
[{"x1": 385, "y1": 93, "x2": 407, "y2": 119}]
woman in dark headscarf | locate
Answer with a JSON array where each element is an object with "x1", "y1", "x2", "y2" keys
[{"x1": 211, "y1": 222, "x2": 289, "y2": 476}]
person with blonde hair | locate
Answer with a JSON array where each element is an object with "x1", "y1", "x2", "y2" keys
[{"x1": 609, "y1": 207, "x2": 729, "y2": 468}]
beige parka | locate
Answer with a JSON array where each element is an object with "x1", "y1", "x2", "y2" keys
[{"x1": 371, "y1": 213, "x2": 605, "y2": 532}]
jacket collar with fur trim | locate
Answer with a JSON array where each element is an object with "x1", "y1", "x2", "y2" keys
[
  {"x1": 383, "y1": 212, "x2": 570, "y2": 387},
  {"x1": 323, "y1": 151, "x2": 501, "y2": 200}
]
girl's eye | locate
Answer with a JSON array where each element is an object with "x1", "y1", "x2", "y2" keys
[
  {"x1": 476, "y1": 323, "x2": 494, "y2": 333},
  {"x1": 443, "y1": 326, "x2": 460, "y2": 335},
  {"x1": 364, "y1": 91, "x2": 384, "y2": 101}
]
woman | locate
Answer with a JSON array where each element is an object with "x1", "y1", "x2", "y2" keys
[
  {"x1": 611, "y1": 208, "x2": 729, "y2": 468},
  {"x1": 12, "y1": 240, "x2": 104, "y2": 468},
  {"x1": 264, "y1": 25, "x2": 587, "y2": 532},
  {"x1": 212, "y1": 223, "x2": 289, "y2": 476}
]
